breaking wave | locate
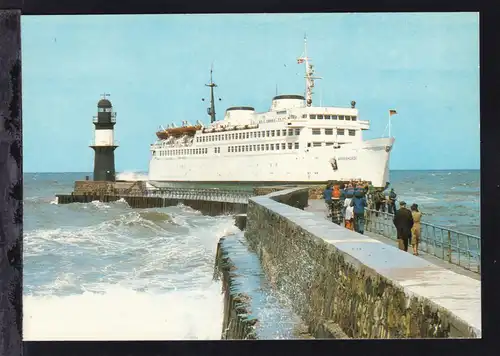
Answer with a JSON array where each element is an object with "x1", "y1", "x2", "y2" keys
[{"x1": 24, "y1": 201, "x2": 240, "y2": 340}]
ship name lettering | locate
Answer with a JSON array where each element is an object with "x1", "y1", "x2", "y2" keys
[{"x1": 337, "y1": 156, "x2": 357, "y2": 160}]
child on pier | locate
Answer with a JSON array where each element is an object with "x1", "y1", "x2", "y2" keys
[{"x1": 345, "y1": 203, "x2": 354, "y2": 230}]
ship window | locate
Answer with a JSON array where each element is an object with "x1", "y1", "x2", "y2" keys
[
  {"x1": 295, "y1": 128, "x2": 300, "y2": 135},
  {"x1": 271, "y1": 130, "x2": 275, "y2": 137},
  {"x1": 249, "y1": 145, "x2": 253, "y2": 152},
  {"x1": 312, "y1": 128, "x2": 321, "y2": 135},
  {"x1": 257, "y1": 132, "x2": 261, "y2": 138},
  {"x1": 339, "y1": 115, "x2": 345, "y2": 120},
  {"x1": 302, "y1": 114, "x2": 307, "y2": 118},
  {"x1": 326, "y1": 142, "x2": 334, "y2": 146},
  {"x1": 276, "y1": 130, "x2": 280, "y2": 136},
  {"x1": 281, "y1": 143, "x2": 286, "y2": 150},
  {"x1": 307, "y1": 143, "x2": 311, "y2": 148},
  {"x1": 202, "y1": 137, "x2": 205, "y2": 142},
  {"x1": 345, "y1": 116, "x2": 351, "y2": 121},
  {"x1": 246, "y1": 145, "x2": 249, "y2": 151},
  {"x1": 349, "y1": 129, "x2": 356, "y2": 136},
  {"x1": 337, "y1": 129, "x2": 345, "y2": 135},
  {"x1": 261, "y1": 144, "x2": 264, "y2": 150},
  {"x1": 325, "y1": 129, "x2": 333, "y2": 135},
  {"x1": 275, "y1": 143, "x2": 280, "y2": 150},
  {"x1": 313, "y1": 142, "x2": 322, "y2": 147},
  {"x1": 265, "y1": 144, "x2": 269, "y2": 150},
  {"x1": 214, "y1": 148, "x2": 217, "y2": 153},
  {"x1": 325, "y1": 115, "x2": 331, "y2": 120},
  {"x1": 282, "y1": 129, "x2": 287, "y2": 136},
  {"x1": 256, "y1": 145, "x2": 260, "y2": 151},
  {"x1": 332, "y1": 115, "x2": 338, "y2": 120},
  {"x1": 288, "y1": 142, "x2": 293, "y2": 149},
  {"x1": 237, "y1": 146, "x2": 241, "y2": 152},
  {"x1": 288, "y1": 129, "x2": 293, "y2": 135},
  {"x1": 317, "y1": 115, "x2": 324, "y2": 120},
  {"x1": 246, "y1": 132, "x2": 249, "y2": 139},
  {"x1": 294, "y1": 142, "x2": 299, "y2": 149},
  {"x1": 351, "y1": 116, "x2": 357, "y2": 121},
  {"x1": 310, "y1": 114, "x2": 316, "y2": 120},
  {"x1": 270, "y1": 144, "x2": 274, "y2": 150},
  {"x1": 266, "y1": 131, "x2": 270, "y2": 137}
]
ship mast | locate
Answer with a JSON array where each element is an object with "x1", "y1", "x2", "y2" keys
[
  {"x1": 297, "y1": 35, "x2": 322, "y2": 107},
  {"x1": 205, "y1": 64, "x2": 217, "y2": 123}
]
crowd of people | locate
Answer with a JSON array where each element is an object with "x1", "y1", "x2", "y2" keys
[{"x1": 323, "y1": 181, "x2": 422, "y2": 255}]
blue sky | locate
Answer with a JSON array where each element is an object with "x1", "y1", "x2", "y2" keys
[{"x1": 21, "y1": 13, "x2": 479, "y2": 173}]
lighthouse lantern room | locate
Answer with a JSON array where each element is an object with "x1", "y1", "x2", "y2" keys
[{"x1": 90, "y1": 93, "x2": 118, "y2": 181}]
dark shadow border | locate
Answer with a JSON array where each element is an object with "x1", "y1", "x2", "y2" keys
[{"x1": 0, "y1": 1, "x2": 496, "y2": 356}]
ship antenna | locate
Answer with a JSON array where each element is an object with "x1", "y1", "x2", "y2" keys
[
  {"x1": 205, "y1": 63, "x2": 217, "y2": 124},
  {"x1": 298, "y1": 34, "x2": 322, "y2": 107}
]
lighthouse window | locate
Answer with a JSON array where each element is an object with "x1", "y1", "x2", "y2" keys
[
  {"x1": 325, "y1": 129, "x2": 333, "y2": 135},
  {"x1": 288, "y1": 142, "x2": 293, "y2": 149},
  {"x1": 276, "y1": 130, "x2": 280, "y2": 136},
  {"x1": 325, "y1": 115, "x2": 331, "y2": 120},
  {"x1": 288, "y1": 129, "x2": 293, "y2": 135},
  {"x1": 294, "y1": 142, "x2": 299, "y2": 149},
  {"x1": 339, "y1": 115, "x2": 345, "y2": 120},
  {"x1": 310, "y1": 114, "x2": 316, "y2": 119},
  {"x1": 295, "y1": 128, "x2": 301, "y2": 135},
  {"x1": 349, "y1": 129, "x2": 356, "y2": 136},
  {"x1": 351, "y1": 116, "x2": 357, "y2": 121},
  {"x1": 281, "y1": 143, "x2": 286, "y2": 150},
  {"x1": 282, "y1": 129, "x2": 287, "y2": 136},
  {"x1": 317, "y1": 115, "x2": 324, "y2": 120},
  {"x1": 313, "y1": 142, "x2": 322, "y2": 147},
  {"x1": 337, "y1": 129, "x2": 345, "y2": 135},
  {"x1": 312, "y1": 129, "x2": 321, "y2": 135}
]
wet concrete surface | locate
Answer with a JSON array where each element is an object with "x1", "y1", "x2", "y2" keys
[{"x1": 220, "y1": 232, "x2": 305, "y2": 339}]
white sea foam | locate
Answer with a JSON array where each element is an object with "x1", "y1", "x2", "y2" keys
[
  {"x1": 24, "y1": 282, "x2": 224, "y2": 340},
  {"x1": 116, "y1": 171, "x2": 149, "y2": 181}
]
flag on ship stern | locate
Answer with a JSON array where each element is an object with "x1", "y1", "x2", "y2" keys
[{"x1": 389, "y1": 109, "x2": 398, "y2": 116}]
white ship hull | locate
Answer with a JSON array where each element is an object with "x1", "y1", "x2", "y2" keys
[{"x1": 148, "y1": 137, "x2": 394, "y2": 188}]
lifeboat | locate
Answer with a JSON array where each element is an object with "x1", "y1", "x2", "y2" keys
[{"x1": 156, "y1": 125, "x2": 202, "y2": 140}]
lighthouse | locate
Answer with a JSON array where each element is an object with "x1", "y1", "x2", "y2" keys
[{"x1": 90, "y1": 93, "x2": 118, "y2": 181}]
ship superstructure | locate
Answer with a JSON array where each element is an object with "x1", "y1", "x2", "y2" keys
[{"x1": 148, "y1": 37, "x2": 395, "y2": 188}]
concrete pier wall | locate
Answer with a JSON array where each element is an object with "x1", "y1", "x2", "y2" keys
[
  {"x1": 56, "y1": 194, "x2": 246, "y2": 216},
  {"x1": 245, "y1": 188, "x2": 481, "y2": 339}
]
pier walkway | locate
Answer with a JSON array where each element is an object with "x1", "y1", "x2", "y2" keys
[{"x1": 305, "y1": 199, "x2": 480, "y2": 281}]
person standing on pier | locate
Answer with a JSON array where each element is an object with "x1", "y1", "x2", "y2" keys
[
  {"x1": 373, "y1": 189, "x2": 386, "y2": 216},
  {"x1": 410, "y1": 203, "x2": 422, "y2": 256},
  {"x1": 387, "y1": 188, "x2": 398, "y2": 214},
  {"x1": 350, "y1": 189, "x2": 368, "y2": 234},
  {"x1": 393, "y1": 201, "x2": 414, "y2": 252},
  {"x1": 331, "y1": 184, "x2": 343, "y2": 225},
  {"x1": 323, "y1": 183, "x2": 333, "y2": 219}
]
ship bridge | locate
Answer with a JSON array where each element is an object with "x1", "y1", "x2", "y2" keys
[{"x1": 271, "y1": 95, "x2": 306, "y2": 111}]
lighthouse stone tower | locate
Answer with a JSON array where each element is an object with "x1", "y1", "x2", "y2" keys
[{"x1": 90, "y1": 94, "x2": 118, "y2": 181}]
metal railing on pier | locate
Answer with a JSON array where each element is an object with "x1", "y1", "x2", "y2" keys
[
  {"x1": 365, "y1": 209, "x2": 481, "y2": 274},
  {"x1": 122, "y1": 187, "x2": 253, "y2": 204}
]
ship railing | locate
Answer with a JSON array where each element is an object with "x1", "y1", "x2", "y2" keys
[{"x1": 364, "y1": 209, "x2": 481, "y2": 274}]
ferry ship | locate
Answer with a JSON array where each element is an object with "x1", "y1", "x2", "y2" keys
[{"x1": 148, "y1": 37, "x2": 395, "y2": 188}]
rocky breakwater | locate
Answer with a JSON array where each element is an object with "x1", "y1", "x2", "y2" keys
[{"x1": 244, "y1": 187, "x2": 481, "y2": 338}]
